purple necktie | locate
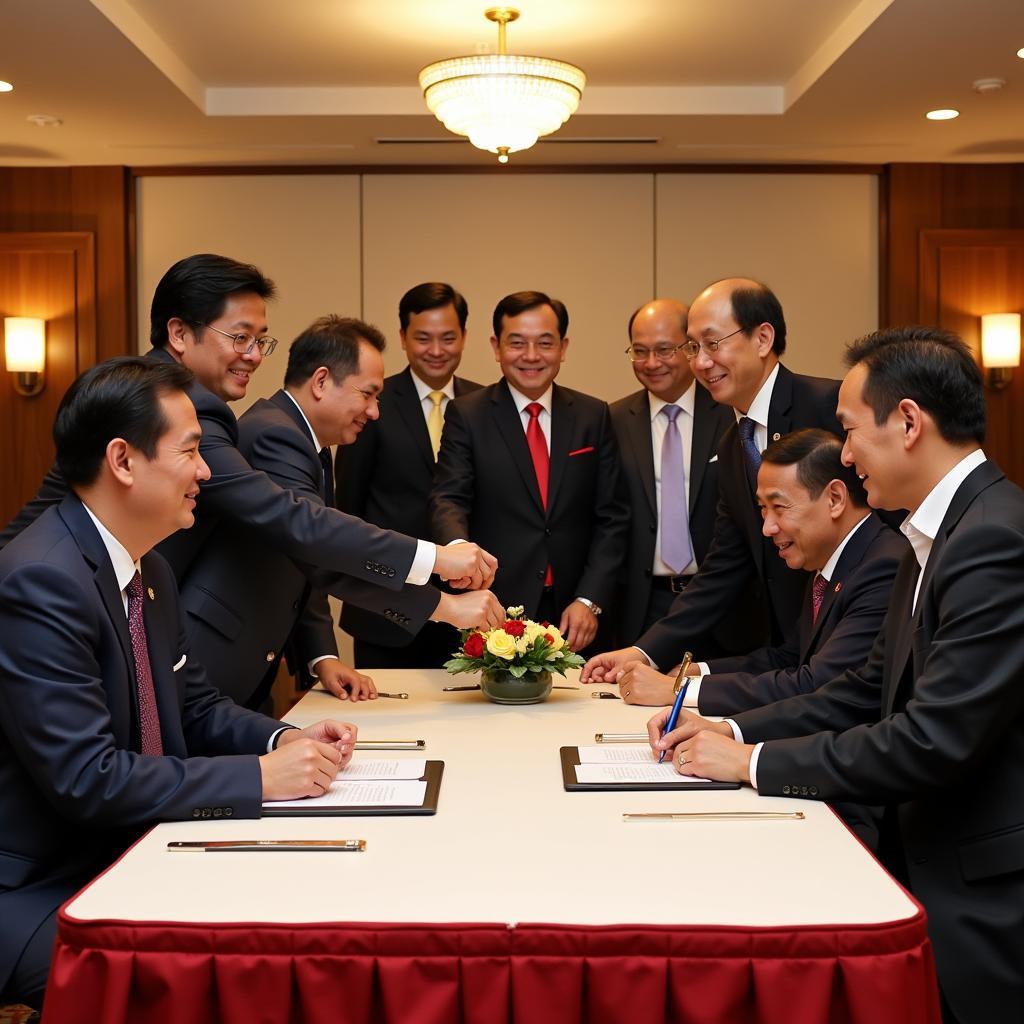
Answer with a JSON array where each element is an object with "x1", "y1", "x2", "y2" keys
[
  {"x1": 812, "y1": 573, "x2": 828, "y2": 623},
  {"x1": 127, "y1": 571, "x2": 164, "y2": 756},
  {"x1": 660, "y1": 405, "x2": 694, "y2": 574}
]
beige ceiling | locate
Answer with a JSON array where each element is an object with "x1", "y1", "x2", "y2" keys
[{"x1": 2, "y1": 0, "x2": 1022, "y2": 167}]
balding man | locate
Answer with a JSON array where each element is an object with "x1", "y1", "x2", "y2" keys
[
  {"x1": 584, "y1": 278, "x2": 845, "y2": 683},
  {"x1": 609, "y1": 299, "x2": 734, "y2": 647}
]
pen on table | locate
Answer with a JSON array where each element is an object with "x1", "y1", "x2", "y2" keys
[
  {"x1": 622, "y1": 812, "x2": 804, "y2": 822},
  {"x1": 354, "y1": 739, "x2": 425, "y2": 750},
  {"x1": 658, "y1": 651, "x2": 693, "y2": 764},
  {"x1": 442, "y1": 684, "x2": 481, "y2": 691},
  {"x1": 377, "y1": 691, "x2": 409, "y2": 699},
  {"x1": 168, "y1": 840, "x2": 366, "y2": 852},
  {"x1": 595, "y1": 733, "x2": 648, "y2": 743}
]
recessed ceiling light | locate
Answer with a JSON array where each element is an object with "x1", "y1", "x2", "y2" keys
[
  {"x1": 0, "y1": 80, "x2": 13, "y2": 93},
  {"x1": 926, "y1": 109, "x2": 959, "y2": 121},
  {"x1": 1017, "y1": 47, "x2": 1024, "y2": 58}
]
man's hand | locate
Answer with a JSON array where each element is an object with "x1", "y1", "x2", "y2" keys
[
  {"x1": 647, "y1": 705, "x2": 731, "y2": 753},
  {"x1": 559, "y1": 600, "x2": 598, "y2": 652},
  {"x1": 433, "y1": 542, "x2": 498, "y2": 591},
  {"x1": 646, "y1": 706, "x2": 751, "y2": 782},
  {"x1": 580, "y1": 645, "x2": 648, "y2": 683},
  {"x1": 259, "y1": 719, "x2": 357, "y2": 801},
  {"x1": 431, "y1": 590, "x2": 505, "y2": 630},
  {"x1": 314, "y1": 658, "x2": 376, "y2": 702},
  {"x1": 618, "y1": 660, "x2": 675, "y2": 705}
]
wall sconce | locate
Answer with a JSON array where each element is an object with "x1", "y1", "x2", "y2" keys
[
  {"x1": 980, "y1": 313, "x2": 1021, "y2": 391},
  {"x1": 4, "y1": 316, "x2": 47, "y2": 397}
]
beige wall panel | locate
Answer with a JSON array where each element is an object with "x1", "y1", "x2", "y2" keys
[
  {"x1": 655, "y1": 174, "x2": 878, "y2": 381},
  {"x1": 136, "y1": 175, "x2": 362, "y2": 415},
  {"x1": 362, "y1": 174, "x2": 654, "y2": 403}
]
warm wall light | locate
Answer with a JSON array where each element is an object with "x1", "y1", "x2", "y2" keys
[
  {"x1": 4, "y1": 316, "x2": 46, "y2": 396},
  {"x1": 981, "y1": 312, "x2": 1021, "y2": 390}
]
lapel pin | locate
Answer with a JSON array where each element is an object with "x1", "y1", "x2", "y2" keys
[
  {"x1": 147, "y1": 587, "x2": 156, "y2": 600},
  {"x1": 772, "y1": 432, "x2": 781, "y2": 441},
  {"x1": 833, "y1": 582, "x2": 842, "y2": 594}
]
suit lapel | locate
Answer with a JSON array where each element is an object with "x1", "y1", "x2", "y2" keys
[
  {"x1": 391, "y1": 367, "x2": 435, "y2": 471},
  {"x1": 139, "y1": 557, "x2": 187, "y2": 757},
  {"x1": 766, "y1": 363, "x2": 795, "y2": 443},
  {"x1": 689, "y1": 385, "x2": 721, "y2": 514},
  {"x1": 621, "y1": 391, "x2": 656, "y2": 516},
  {"x1": 492, "y1": 381, "x2": 545, "y2": 514},
  {"x1": 269, "y1": 390, "x2": 332, "y2": 501},
  {"x1": 883, "y1": 555, "x2": 921, "y2": 717},
  {"x1": 546, "y1": 384, "x2": 574, "y2": 513}
]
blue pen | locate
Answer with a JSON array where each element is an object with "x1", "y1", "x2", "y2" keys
[{"x1": 658, "y1": 651, "x2": 694, "y2": 763}]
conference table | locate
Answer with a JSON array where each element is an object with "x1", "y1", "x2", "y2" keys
[{"x1": 47, "y1": 670, "x2": 941, "y2": 1024}]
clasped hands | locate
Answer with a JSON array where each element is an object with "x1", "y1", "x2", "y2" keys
[
  {"x1": 259, "y1": 719, "x2": 358, "y2": 801},
  {"x1": 433, "y1": 541, "x2": 498, "y2": 591}
]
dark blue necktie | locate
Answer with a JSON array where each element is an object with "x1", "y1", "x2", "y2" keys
[{"x1": 738, "y1": 417, "x2": 761, "y2": 495}]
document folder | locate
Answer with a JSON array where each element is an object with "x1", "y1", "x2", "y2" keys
[{"x1": 560, "y1": 747, "x2": 739, "y2": 792}]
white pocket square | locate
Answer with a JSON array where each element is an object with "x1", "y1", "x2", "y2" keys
[
  {"x1": 172, "y1": 654, "x2": 187, "y2": 672},
  {"x1": 708, "y1": 454, "x2": 719, "y2": 463}
]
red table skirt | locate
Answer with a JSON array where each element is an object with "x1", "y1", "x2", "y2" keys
[{"x1": 46, "y1": 910, "x2": 941, "y2": 1024}]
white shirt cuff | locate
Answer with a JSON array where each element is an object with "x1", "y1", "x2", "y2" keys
[
  {"x1": 683, "y1": 674, "x2": 703, "y2": 708},
  {"x1": 697, "y1": 661, "x2": 710, "y2": 675},
  {"x1": 748, "y1": 743, "x2": 764, "y2": 790},
  {"x1": 267, "y1": 727, "x2": 293, "y2": 753},
  {"x1": 407, "y1": 539, "x2": 436, "y2": 586},
  {"x1": 631, "y1": 646, "x2": 655, "y2": 669},
  {"x1": 307, "y1": 654, "x2": 335, "y2": 677}
]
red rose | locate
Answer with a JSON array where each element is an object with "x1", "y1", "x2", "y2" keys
[
  {"x1": 463, "y1": 633, "x2": 485, "y2": 658},
  {"x1": 503, "y1": 619, "x2": 526, "y2": 637},
  {"x1": 543, "y1": 633, "x2": 555, "y2": 646}
]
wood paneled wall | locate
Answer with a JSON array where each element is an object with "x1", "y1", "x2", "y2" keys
[
  {"x1": 0, "y1": 167, "x2": 130, "y2": 518},
  {"x1": 881, "y1": 163, "x2": 1024, "y2": 486}
]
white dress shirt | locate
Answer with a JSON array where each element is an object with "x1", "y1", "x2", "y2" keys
[
  {"x1": 507, "y1": 382, "x2": 553, "y2": 453},
  {"x1": 410, "y1": 369, "x2": 455, "y2": 426},
  {"x1": 649, "y1": 384, "x2": 698, "y2": 577},
  {"x1": 734, "y1": 363, "x2": 780, "y2": 453}
]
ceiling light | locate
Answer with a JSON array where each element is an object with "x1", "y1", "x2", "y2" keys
[
  {"x1": 1017, "y1": 47, "x2": 1024, "y2": 58},
  {"x1": 926, "y1": 109, "x2": 959, "y2": 120},
  {"x1": 419, "y1": 7, "x2": 586, "y2": 164},
  {"x1": 0, "y1": 81, "x2": 13, "y2": 93}
]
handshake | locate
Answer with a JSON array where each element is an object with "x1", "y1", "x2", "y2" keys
[{"x1": 430, "y1": 542, "x2": 507, "y2": 632}]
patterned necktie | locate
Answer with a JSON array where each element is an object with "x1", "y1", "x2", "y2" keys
[
  {"x1": 319, "y1": 447, "x2": 335, "y2": 507},
  {"x1": 660, "y1": 405, "x2": 694, "y2": 574},
  {"x1": 525, "y1": 402, "x2": 553, "y2": 585},
  {"x1": 738, "y1": 416, "x2": 762, "y2": 495},
  {"x1": 811, "y1": 572, "x2": 828, "y2": 624},
  {"x1": 127, "y1": 571, "x2": 163, "y2": 756},
  {"x1": 427, "y1": 390, "x2": 445, "y2": 460}
]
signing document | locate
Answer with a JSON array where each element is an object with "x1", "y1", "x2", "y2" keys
[
  {"x1": 264, "y1": 760, "x2": 428, "y2": 809},
  {"x1": 574, "y1": 745, "x2": 712, "y2": 785}
]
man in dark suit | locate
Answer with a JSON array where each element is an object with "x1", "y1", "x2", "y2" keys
[
  {"x1": 651, "y1": 328, "x2": 1024, "y2": 1024},
  {"x1": 337, "y1": 282, "x2": 483, "y2": 668},
  {"x1": 0, "y1": 254, "x2": 503, "y2": 647},
  {"x1": 618, "y1": 428, "x2": 906, "y2": 715},
  {"x1": 0, "y1": 358, "x2": 358, "y2": 1010},
  {"x1": 181, "y1": 315, "x2": 403, "y2": 710},
  {"x1": 610, "y1": 298, "x2": 734, "y2": 647},
  {"x1": 432, "y1": 291, "x2": 629, "y2": 652},
  {"x1": 583, "y1": 278, "x2": 843, "y2": 682}
]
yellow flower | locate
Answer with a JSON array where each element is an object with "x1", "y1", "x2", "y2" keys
[{"x1": 485, "y1": 629, "x2": 517, "y2": 660}]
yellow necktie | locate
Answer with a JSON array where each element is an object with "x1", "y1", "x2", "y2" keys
[{"x1": 427, "y1": 390, "x2": 445, "y2": 460}]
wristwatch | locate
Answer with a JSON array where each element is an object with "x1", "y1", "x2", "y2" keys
[{"x1": 575, "y1": 597, "x2": 602, "y2": 616}]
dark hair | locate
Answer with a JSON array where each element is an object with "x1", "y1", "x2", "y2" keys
[
  {"x1": 399, "y1": 282, "x2": 468, "y2": 332},
  {"x1": 726, "y1": 281, "x2": 787, "y2": 355},
  {"x1": 844, "y1": 326, "x2": 986, "y2": 445},
  {"x1": 627, "y1": 302, "x2": 688, "y2": 338},
  {"x1": 284, "y1": 315, "x2": 387, "y2": 388},
  {"x1": 762, "y1": 428, "x2": 868, "y2": 507},
  {"x1": 150, "y1": 253, "x2": 276, "y2": 347},
  {"x1": 492, "y1": 291, "x2": 569, "y2": 339},
  {"x1": 54, "y1": 356, "x2": 194, "y2": 487}
]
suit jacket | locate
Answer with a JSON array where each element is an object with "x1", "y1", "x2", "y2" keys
[
  {"x1": 636, "y1": 364, "x2": 843, "y2": 667},
  {"x1": 431, "y1": 380, "x2": 629, "y2": 617},
  {"x1": 0, "y1": 496, "x2": 280, "y2": 991},
  {"x1": 733, "y1": 461, "x2": 1024, "y2": 1023},
  {"x1": 609, "y1": 383, "x2": 734, "y2": 646},
  {"x1": 0, "y1": 348, "x2": 423, "y2": 598},
  {"x1": 336, "y1": 367, "x2": 481, "y2": 647},
  {"x1": 698, "y1": 513, "x2": 907, "y2": 715}
]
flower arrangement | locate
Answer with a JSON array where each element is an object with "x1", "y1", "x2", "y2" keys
[{"x1": 443, "y1": 605, "x2": 585, "y2": 679}]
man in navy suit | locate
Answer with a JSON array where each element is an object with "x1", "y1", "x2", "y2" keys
[
  {"x1": 431, "y1": 291, "x2": 629, "y2": 653},
  {"x1": 651, "y1": 328, "x2": 1024, "y2": 1023},
  {"x1": 617, "y1": 428, "x2": 906, "y2": 715},
  {"x1": 0, "y1": 255, "x2": 501, "y2": 637},
  {"x1": 337, "y1": 282, "x2": 483, "y2": 668},
  {"x1": 583, "y1": 278, "x2": 844, "y2": 682},
  {"x1": 0, "y1": 358, "x2": 358, "y2": 1010}
]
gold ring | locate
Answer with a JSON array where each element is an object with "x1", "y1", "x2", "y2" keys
[
  {"x1": 678, "y1": 751, "x2": 686, "y2": 766},
  {"x1": 623, "y1": 690, "x2": 630, "y2": 697}
]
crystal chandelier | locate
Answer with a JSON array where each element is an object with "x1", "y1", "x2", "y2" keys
[{"x1": 419, "y1": 7, "x2": 586, "y2": 164}]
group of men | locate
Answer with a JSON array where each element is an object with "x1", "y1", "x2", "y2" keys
[{"x1": 0, "y1": 252, "x2": 1020, "y2": 1022}]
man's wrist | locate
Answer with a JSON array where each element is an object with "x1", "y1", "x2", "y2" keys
[{"x1": 575, "y1": 596, "x2": 601, "y2": 616}]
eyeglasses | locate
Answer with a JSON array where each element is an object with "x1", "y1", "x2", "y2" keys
[
  {"x1": 681, "y1": 326, "x2": 746, "y2": 360},
  {"x1": 202, "y1": 323, "x2": 279, "y2": 357},
  {"x1": 625, "y1": 343, "x2": 687, "y2": 363}
]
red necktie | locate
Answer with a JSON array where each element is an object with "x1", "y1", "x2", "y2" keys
[
  {"x1": 127, "y1": 571, "x2": 164, "y2": 756},
  {"x1": 811, "y1": 573, "x2": 828, "y2": 624},
  {"x1": 525, "y1": 403, "x2": 553, "y2": 585}
]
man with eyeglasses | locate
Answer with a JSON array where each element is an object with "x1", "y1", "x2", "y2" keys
[
  {"x1": 2, "y1": 254, "x2": 505, "y2": 667},
  {"x1": 432, "y1": 290, "x2": 629, "y2": 653},
  {"x1": 609, "y1": 299, "x2": 735, "y2": 649},
  {"x1": 583, "y1": 277, "x2": 844, "y2": 684}
]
